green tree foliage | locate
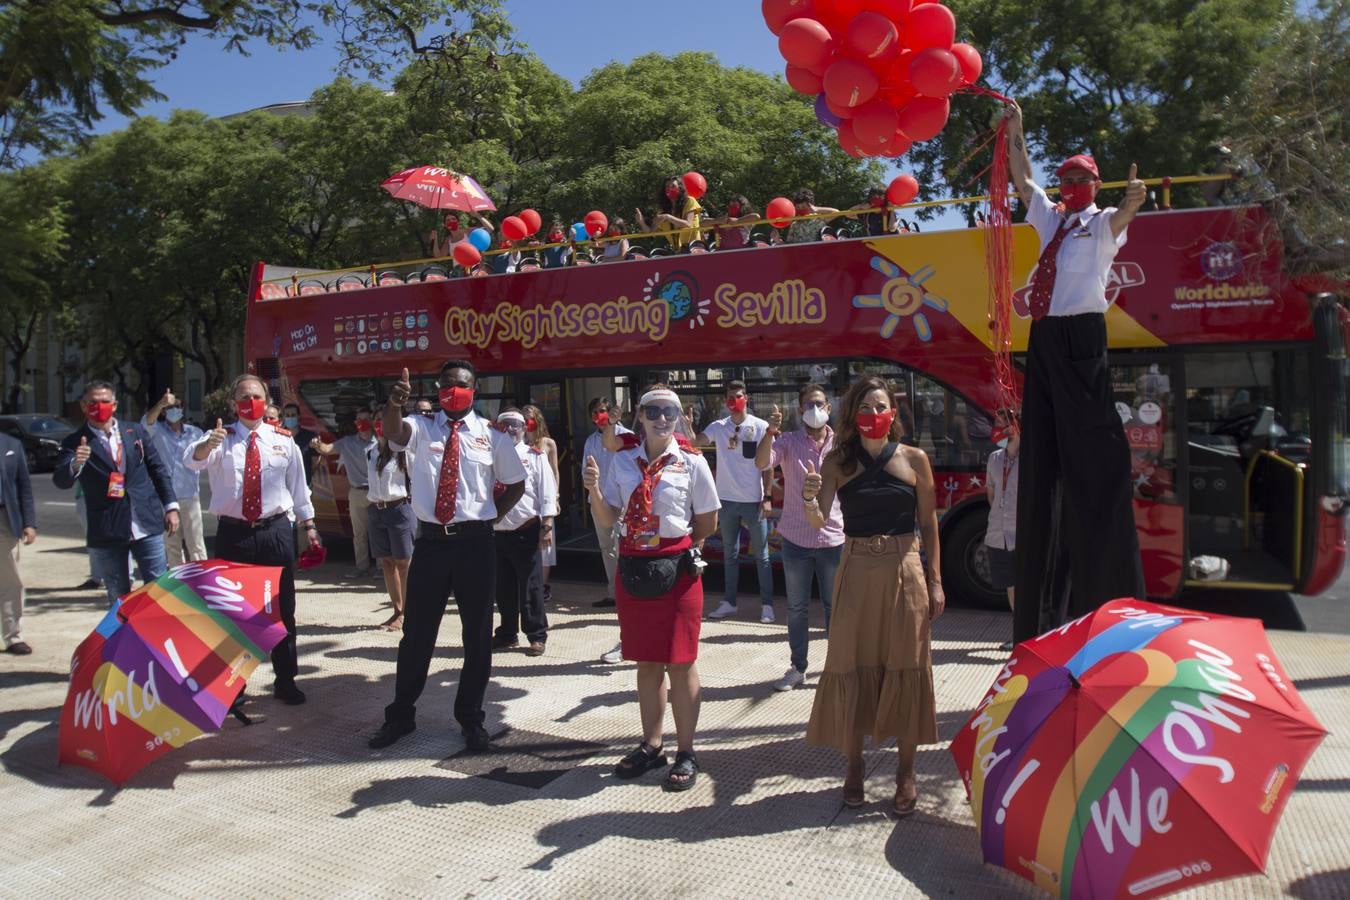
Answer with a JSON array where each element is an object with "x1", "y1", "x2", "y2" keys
[
  {"x1": 912, "y1": 0, "x2": 1289, "y2": 214},
  {"x1": 1214, "y1": 0, "x2": 1347, "y2": 276},
  {"x1": 0, "y1": 165, "x2": 68, "y2": 410},
  {"x1": 0, "y1": 0, "x2": 513, "y2": 167}
]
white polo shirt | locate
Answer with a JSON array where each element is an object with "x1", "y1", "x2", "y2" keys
[
  {"x1": 1026, "y1": 184, "x2": 1128, "y2": 317},
  {"x1": 496, "y1": 443, "x2": 559, "y2": 531},
  {"x1": 184, "y1": 421, "x2": 313, "y2": 521},
  {"x1": 388, "y1": 410, "x2": 525, "y2": 525},
  {"x1": 365, "y1": 443, "x2": 410, "y2": 503},
  {"x1": 602, "y1": 441, "x2": 720, "y2": 540},
  {"x1": 582, "y1": 421, "x2": 633, "y2": 496},
  {"x1": 702, "y1": 414, "x2": 770, "y2": 503}
]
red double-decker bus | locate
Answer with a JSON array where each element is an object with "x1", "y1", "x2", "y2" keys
[{"x1": 244, "y1": 204, "x2": 1348, "y2": 608}]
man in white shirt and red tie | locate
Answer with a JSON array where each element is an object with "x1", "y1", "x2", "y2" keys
[
  {"x1": 492, "y1": 408, "x2": 557, "y2": 656},
  {"x1": 368, "y1": 361, "x2": 526, "y2": 753},
  {"x1": 186, "y1": 373, "x2": 321, "y2": 705},
  {"x1": 1005, "y1": 102, "x2": 1146, "y2": 643}
]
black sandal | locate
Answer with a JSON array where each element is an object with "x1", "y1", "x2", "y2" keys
[
  {"x1": 615, "y1": 742, "x2": 667, "y2": 779},
  {"x1": 663, "y1": 751, "x2": 700, "y2": 792}
]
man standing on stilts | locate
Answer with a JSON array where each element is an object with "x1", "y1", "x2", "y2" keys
[{"x1": 1004, "y1": 102, "x2": 1147, "y2": 642}]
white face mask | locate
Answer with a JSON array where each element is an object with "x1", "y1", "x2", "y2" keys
[
  {"x1": 802, "y1": 406, "x2": 829, "y2": 429},
  {"x1": 165, "y1": 408, "x2": 184, "y2": 424}
]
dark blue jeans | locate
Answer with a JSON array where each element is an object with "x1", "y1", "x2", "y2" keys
[
  {"x1": 89, "y1": 534, "x2": 166, "y2": 608},
  {"x1": 780, "y1": 538, "x2": 841, "y2": 673},
  {"x1": 719, "y1": 500, "x2": 772, "y2": 607}
]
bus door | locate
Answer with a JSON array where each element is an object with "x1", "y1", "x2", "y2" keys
[{"x1": 1183, "y1": 349, "x2": 1312, "y2": 591}]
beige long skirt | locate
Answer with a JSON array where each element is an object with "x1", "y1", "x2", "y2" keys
[{"x1": 806, "y1": 537, "x2": 938, "y2": 751}]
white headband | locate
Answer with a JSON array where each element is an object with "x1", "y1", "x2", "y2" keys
[
  {"x1": 496, "y1": 410, "x2": 525, "y2": 425},
  {"x1": 639, "y1": 388, "x2": 681, "y2": 409}
]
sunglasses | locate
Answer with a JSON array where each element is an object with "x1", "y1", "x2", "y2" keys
[
  {"x1": 643, "y1": 405, "x2": 681, "y2": 422},
  {"x1": 502, "y1": 422, "x2": 525, "y2": 432}
]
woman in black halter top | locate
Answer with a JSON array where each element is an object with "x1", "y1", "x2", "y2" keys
[{"x1": 800, "y1": 375, "x2": 944, "y2": 816}]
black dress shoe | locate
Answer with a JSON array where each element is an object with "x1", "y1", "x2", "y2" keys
[
  {"x1": 368, "y1": 721, "x2": 416, "y2": 749},
  {"x1": 592, "y1": 597, "x2": 617, "y2": 608},
  {"x1": 273, "y1": 682, "x2": 307, "y2": 705},
  {"x1": 491, "y1": 635, "x2": 519, "y2": 650},
  {"x1": 5, "y1": 641, "x2": 32, "y2": 655},
  {"x1": 463, "y1": 725, "x2": 491, "y2": 752}
]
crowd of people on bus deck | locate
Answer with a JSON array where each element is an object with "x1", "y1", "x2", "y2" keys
[{"x1": 421, "y1": 177, "x2": 919, "y2": 277}]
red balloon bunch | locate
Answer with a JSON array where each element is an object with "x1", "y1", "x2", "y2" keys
[{"x1": 766, "y1": 0, "x2": 982, "y2": 158}]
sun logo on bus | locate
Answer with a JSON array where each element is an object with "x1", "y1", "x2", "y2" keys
[
  {"x1": 644, "y1": 271, "x2": 712, "y2": 329},
  {"x1": 852, "y1": 256, "x2": 949, "y2": 341}
]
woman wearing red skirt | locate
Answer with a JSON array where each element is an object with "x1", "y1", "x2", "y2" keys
[{"x1": 584, "y1": 386, "x2": 720, "y2": 791}]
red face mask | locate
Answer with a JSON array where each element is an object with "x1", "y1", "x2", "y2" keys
[
  {"x1": 264, "y1": 415, "x2": 279, "y2": 425},
  {"x1": 593, "y1": 410, "x2": 610, "y2": 428},
  {"x1": 727, "y1": 203, "x2": 741, "y2": 217},
  {"x1": 236, "y1": 397, "x2": 266, "y2": 421},
  {"x1": 665, "y1": 186, "x2": 681, "y2": 200},
  {"x1": 87, "y1": 401, "x2": 116, "y2": 424},
  {"x1": 355, "y1": 420, "x2": 372, "y2": 434},
  {"x1": 374, "y1": 419, "x2": 384, "y2": 438},
  {"x1": 439, "y1": 386, "x2": 474, "y2": 416},
  {"x1": 548, "y1": 230, "x2": 563, "y2": 242},
  {"x1": 1060, "y1": 181, "x2": 1097, "y2": 211},
  {"x1": 855, "y1": 410, "x2": 895, "y2": 440},
  {"x1": 525, "y1": 418, "x2": 537, "y2": 431},
  {"x1": 726, "y1": 396, "x2": 747, "y2": 414}
]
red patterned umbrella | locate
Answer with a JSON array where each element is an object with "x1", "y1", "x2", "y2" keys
[{"x1": 380, "y1": 166, "x2": 496, "y2": 212}]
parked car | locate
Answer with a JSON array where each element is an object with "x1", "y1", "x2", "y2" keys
[{"x1": 0, "y1": 414, "x2": 78, "y2": 472}]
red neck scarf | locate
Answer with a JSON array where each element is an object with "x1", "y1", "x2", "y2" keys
[{"x1": 620, "y1": 452, "x2": 677, "y2": 552}]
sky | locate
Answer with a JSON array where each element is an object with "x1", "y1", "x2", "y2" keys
[{"x1": 87, "y1": 0, "x2": 964, "y2": 227}]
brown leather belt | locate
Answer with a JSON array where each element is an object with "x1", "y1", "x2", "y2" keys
[{"x1": 371, "y1": 497, "x2": 410, "y2": 510}]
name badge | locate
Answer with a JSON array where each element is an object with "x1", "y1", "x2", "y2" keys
[
  {"x1": 107, "y1": 471, "x2": 126, "y2": 499},
  {"x1": 632, "y1": 513, "x2": 661, "y2": 549}
]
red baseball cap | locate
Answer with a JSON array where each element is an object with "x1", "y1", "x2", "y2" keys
[{"x1": 1056, "y1": 154, "x2": 1100, "y2": 179}]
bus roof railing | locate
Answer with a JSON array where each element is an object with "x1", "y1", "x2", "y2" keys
[{"x1": 255, "y1": 172, "x2": 1236, "y2": 294}]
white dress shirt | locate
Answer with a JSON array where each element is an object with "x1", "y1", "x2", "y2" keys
[
  {"x1": 1026, "y1": 184, "x2": 1128, "y2": 317},
  {"x1": 184, "y1": 421, "x2": 314, "y2": 521},
  {"x1": 602, "y1": 441, "x2": 720, "y2": 540},
  {"x1": 582, "y1": 421, "x2": 633, "y2": 495},
  {"x1": 388, "y1": 410, "x2": 526, "y2": 524},
  {"x1": 496, "y1": 442, "x2": 559, "y2": 531},
  {"x1": 702, "y1": 414, "x2": 770, "y2": 502},
  {"x1": 984, "y1": 448, "x2": 1020, "y2": 551},
  {"x1": 365, "y1": 443, "x2": 410, "y2": 503}
]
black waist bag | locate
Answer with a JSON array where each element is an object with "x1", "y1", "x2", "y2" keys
[{"x1": 619, "y1": 553, "x2": 687, "y2": 599}]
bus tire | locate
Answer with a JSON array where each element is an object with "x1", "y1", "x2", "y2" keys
[{"x1": 940, "y1": 509, "x2": 1006, "y2": 610}]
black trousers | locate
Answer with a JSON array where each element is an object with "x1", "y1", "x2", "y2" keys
[
  {"x1": 494, "y1": 522, "x2": 548, "y2": 644},
  {"x1": 214, "y1": 516, "x2": 299, "y2": 683},
  {"x1": 1013, "y1": 313, "x2": 1144, "y2": 643},
  {"x1": 385, "y1": 526, "x2": 496, "y2": 729}
]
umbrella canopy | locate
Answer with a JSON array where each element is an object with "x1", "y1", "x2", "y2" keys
[
  {"x1": 380, "y1": 165, "x2": 496, "y2": 212},
  {"x1": 58, "y1": 561, "x2": 286, "y2": 785},
  {"x1": 951, "y1": 600, "x2": 1325, "y2": 899}
]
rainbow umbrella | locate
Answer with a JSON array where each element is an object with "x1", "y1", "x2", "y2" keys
[
  {"x1": 58, "y1": 561, "x2": 285, "y2": 785},
  {"x1": 951, "y1": 600, "x2": 1325, "y2": 899}
]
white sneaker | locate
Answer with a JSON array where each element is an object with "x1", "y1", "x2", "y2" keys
[
  {"x1": 760, "y1": 605, "x2": 776, "y2": 624},
  {"x1": 773, "y1": 668, "x2": 805, "y2": 691},
  {"x1": 708, "y1": 600, "x2": 738, "y2": 619},
  {"x1": 600, "y1": 643, "x2": 624, "y2": 664}
]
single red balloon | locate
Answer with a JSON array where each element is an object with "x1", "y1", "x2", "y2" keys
[
  {"x1": 906, "y1": 3, "x2": 955, "y2": 50},
  {"x1": 845, "y1": 11, "x2": 900, "y2": 60},
  {"x1": 584, "y1": 211, "x2": 608, "y2": 237},
  {"x1": 852, "y1": 99, "x2": 900, "y2": 149},
  {"x1": 823, "y1": 57, "x2": 879, "y2": 108},
  {"x1": 896, "y1": 95, "x2": 949, "y2": 141},
  {"x1": 779, "y1": 18, "x2": 835, "y2": 72},
  {"x1": 763, "y1": 0, "x2": 817, "y2": 35},
  {"x1": 785, "y1": 63, "x2": 824, "y2": 94},
  {"x1": 682, "y1": 171, "x2": 707, "y2": 199},
  {"x1": 951, "y1": 42, "x2": 982, "y2": 84},
  {"x1": 766, "y1": 196, "x2": 797, "y2": 227},
  {"x1": 452, "y1": 241, "x2": 481, "y2": 268},
  {"x1": 909, "y1": 47, "x2": 962, "y2": 98},
  {"x1": 500, "y1": 216, "x2": 528, "y2": 242},
  {"x1": 886, "y1": 174, "x2": 920, "y2": 204},
  {"x1": 519, "y1": 208, "x2": 542, "y2": 235}
]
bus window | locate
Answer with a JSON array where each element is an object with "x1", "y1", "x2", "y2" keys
[
  {"x1": 846, "y1": 361, "x2": 991, "y2": 470},
  {"x1": 298, "y1": 378, "x2": 383, "y2": 434}
]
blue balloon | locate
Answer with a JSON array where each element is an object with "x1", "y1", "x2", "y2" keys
[
  {"x1": 815, "y1": 93, "x2": 841, "y2": 128},
  {"x1": 571, "y1": 222, "x2": 589, "y2": 242},
  {"x1": 468, "y1": 227, "x2": 492, "y2": 252}
]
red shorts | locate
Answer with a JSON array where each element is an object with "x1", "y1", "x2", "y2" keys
[{"x1": 616, "y1": 570, "x2": 703, "y2": 665}]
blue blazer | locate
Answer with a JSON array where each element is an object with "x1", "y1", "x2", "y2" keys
[
  {"x1": 0, "y1": 433, "x2": 36, "y2": 538},
  {"x1": 54, "y1": 420, "x2": 177, "y2": 547}
]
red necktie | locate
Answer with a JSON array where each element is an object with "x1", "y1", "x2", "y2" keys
[
  {"x1": 434, "y1": 421, "x2": 461, "y2": 524},
  {"x1": 1026, "y1": 216, "x2": 1071, "y2": 320},
  {"x1": 243, "y1": 431, "x2": 262, "y2": 522},
  {"x1": 620, "y1": 453, "x2": 676, "y2": 552}
]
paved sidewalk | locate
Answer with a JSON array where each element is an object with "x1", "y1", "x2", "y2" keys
[{"x1": 2, "y1": 535, "x2": 1348, "y2": 899}]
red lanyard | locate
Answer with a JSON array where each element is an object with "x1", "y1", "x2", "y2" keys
[{"x1": 1000, "y1": 454, "x2": 1015, "y2": 494}]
